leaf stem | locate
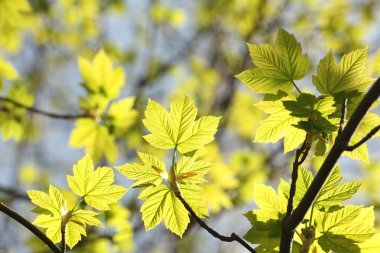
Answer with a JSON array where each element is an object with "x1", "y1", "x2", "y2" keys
[
  {"x1": 292, "y1": 80, "x2": 302, "y2": 95},
  {"x1": 0, "y1": 202, "x2": 62, "y2": 253}
]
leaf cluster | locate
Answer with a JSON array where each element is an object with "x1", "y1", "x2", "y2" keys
[
  {"x1": 245, "y1": 167, "x2": 379, "y2": 252},
  {"x1": 117, "y1": 96, "x2": 220, "y2": 237},
  {"x1": 28, "y1": 155, "x2": 127, "y2": 249}
]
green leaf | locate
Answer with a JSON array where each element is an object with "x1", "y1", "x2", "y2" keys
[
  {"x1": 283, "y1": 127, "x2": 306, "y2": 153},
  {"x1": 28, "y1": 184, "x2": 103, "y2": 249},
  {"x1": 283, "y1": 93, "x2": 335, "y2": 118},
  {"x1": 313, "y1": 48, "x2": 372, "y2": 96},
  {"x1": 318, "y1": 166, "x2": 342, "y2": 198},
  {"x1": 318, "y1": 234, "x2": 360, "y2": 253},
  {"x1": 116, "y1": 153, "x2": 166, "y2": 188},
  {"x1": 139, "y1": 185, "x2": 190, "y2": 236},
  {"x1": 248, "y1": 43, "x2": 284, "y2": 71},
  {"x1": 358, "y1": 233, "x2": 380, "y2": 253},
  {"x1": 67, "y1": 155, "x2": 127, "y2": 210},
  {"x1": 33, "y1": 213, "x2": 62, "y2": 243},
  {"x1": 139, "y1": 185, "x2": 169, "y2": 230},
  {"x1": 176, "y1": 115, "x2": 220, "y2": 153},
  {"x1": 108, "y1": 97, "x2": 137, "y2": 137},
  {"x1": 254, "y1": 107, "x2": 302, "y2": 144},
  {"x1": 143, "y1": 99, "x2": 176, "y2": 149},
  {"x1": 69, "y1": 118, "x2": 118, "y2": 163},
  {"x1": 78, "y1": 49, "x2": 125, "y2": 99},
  {"x1": 293, "y1": 167, "x2": 313, "y2": 208},
  {"x1": 237, "y1": 29, "x2": 309, "y2": 95},
  {"x1": 169, "y1": 96, "x2": 197, "y2": 142},
  {"x1": 252, "y1": 184, "x2": 286, "y2": 216},
  {"x1": 235, "y1": 68, "x2": 293, "y2": 94},
  {"x1": 175, "y1": 156, "x2": 212, "y2": 184},
  {"x1": 315, "y1": 181, "x2": 361, "y2": 209},
  {"x1": 316, "y1": 206, "x2": 376, "y2": 243},
  {"x1": 27, "y1": 185, "x2": 64, "y2": 216},
  {"x1": 64, "y1": 221, "x2": 86, "y2": 249},
  {"x1": 143, "y1": 96, "x2": 220, "y2": 153},
  {"x1": 180, "y1": 184, "x2": 208, "y2": 218},
  {"x1": 0, "y1": 56, "x2": 18, "y2": 81},
  {"x1": 275, "y1": 28, "x2": 309, "y2": 79},
  {"x1": 315, "y1": 205, "x2": 361, "y2": 232},
  {"x1": 71, "y1": 209, "x2": 102, "y2": 227},
  {"x1": 164, "y1": 190, "x2": 190, "y2": 237},
  {"x1": 293, "y1": 115, "x2": 338, "y2": 136},
  {"x1": 244, "y1": 212, "x2": 282, "y2": 252}
]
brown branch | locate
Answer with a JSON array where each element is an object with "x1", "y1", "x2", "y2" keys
[
  {"x1": 345, "y1": 124, "x2": 380, "y2": 151},
  {"x1": 0, "y1": 202, "x2": 62, "y2": 253},
  {"x1": 285, "y1": 136, "x2": 311, "y2": 217},
  {"x1": 175, "y1": 193, "x2": 256, "y2": 253},
  {"x1": 0, "y1": 96, "x2": 90, "y2": 120},
  {"x1": 338, "y1": 98, "x2": 348, "y2": 134},
  {"x1": 279, "y1": 77, "x2": 380, "y2": 253}
]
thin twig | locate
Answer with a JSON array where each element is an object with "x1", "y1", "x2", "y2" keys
[
  {"x1": 0, "y1": 96, "x2": 90, "y2": 120},
  {"x1": 0, "y1": 202, "x2": 61, "y2": 253},
  {"x1": 345, "y1": 124, "x2": 380, "y2": 151},
  {"x1": 286, "y1": 135, "x2": 310, "y2": 217},
  {"x1": 338, "y1": 98, "x2": 348, "y2": 134},
  {"x1": 175, "y1": 193, "x2": 257, "y2": 253}
]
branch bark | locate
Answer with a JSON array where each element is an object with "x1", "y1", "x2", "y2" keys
[
  {"x1": 175, "y1": 193, "x2": 257, "y2": 253},
  {"x1": 0, "y1": 202, "x2": 62, "y2": 253},
  {"x1": 279, "y1": 77, "x2": 380, "y2": 253}
]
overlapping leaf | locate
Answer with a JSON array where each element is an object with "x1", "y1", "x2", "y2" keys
[
  {"x1": 116, "y1": 152, "x2": 167, "y2": 188},
  {"x1": 175, "y1": 155, "x2": 212, "y2": 184},
  {"x1": 138, "y1": 185, "x2": 190, "y2": 237},
  {"x1": 117, "y1": 148, "x2": 210, "y2": 236},
  {"x1": 244, "y1": 184, "x2": 299, "y2": 252},
  {"x1": 67, "y1": 155, "x2": 127, "y2": 210},
  {"x1": 78, "y1": 50, "x2": 125, "y2": 99},
  {"x1": 143, "y1": 96, "x2": 220, "y2": 153},
  {"x1": 312, "y1": 48, "x2": 373, "y2": 96},
  {"x1": 236, "y1": 28, "x2": 309, "y2": 94},
  {"x1": 69, "y1": 119, "x2": 118, "y2": 163},
  {"x1": 316, "y1": 206, "x2": 377, "y2": 252},
  {"x1": 28, "y1": 184, "x2": 102, "y2": 248}
]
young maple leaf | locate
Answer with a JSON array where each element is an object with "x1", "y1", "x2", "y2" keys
[
  {"x1": 142, "y1": 96, "x2": 220, "y2": 154},
  {"x1": 28, "y1": 185, "x2": 102, "y2": 249},
  {"x1": 67, "y1": 155, "x2": 127, "y2": 211}
]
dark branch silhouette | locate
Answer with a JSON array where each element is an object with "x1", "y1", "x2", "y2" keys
[
  {"x1": 0, "y1": 202, "x2": 62, "y2": 253},
  {"x1": 345, "y1": 124, "x2": 380, "y2": 151},
  {"x1": 175, "y1": 193, "x2": 257, "y2": 253},
  {"x1": 279, "y1": 77, "x2": 380, "y2": 253}
]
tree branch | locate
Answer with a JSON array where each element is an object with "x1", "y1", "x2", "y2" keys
[
  {"x1": 345, "y1": 124, "x2": 380, "y2": 151},
  {"x1": 175, "y1": 193, "x2": 257, "y2": 253},
  {"x1": 0, "y1": 96, "x2": 90, "y2": 120},
  {"x1": 286, "y1": 136, "x2": 310, "y2": 217},
  {"x1": 0, "y1": 202, "x2": 62, "y2": 253},
  {"x1": 279, "y1": 77, "x2": 380, "y2": 253}
]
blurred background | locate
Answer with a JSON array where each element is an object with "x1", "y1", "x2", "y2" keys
[{"x1": 1, "y1": 0, "x2": 380, "y2": 252}]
